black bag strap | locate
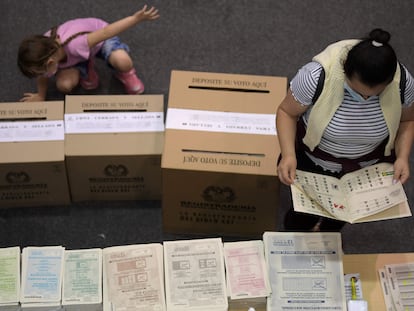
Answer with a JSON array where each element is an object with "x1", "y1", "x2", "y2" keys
[
  {"x1": 311, "y1": 68, "x2": 325, "y2": 105},
  {"x1": 399, "y1": 62, "x2": 406, "y2": 104}
]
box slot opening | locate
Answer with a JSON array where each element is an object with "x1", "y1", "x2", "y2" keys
[
  {"x1": 188, "y1": 86, "x2": 270, "y2": 93},
  {"x1": 182, "y1": 149, "x2": 265, "y2": 157},
  {"x1": 0, "y1": 117, "x2": 47, "y2": 122}
]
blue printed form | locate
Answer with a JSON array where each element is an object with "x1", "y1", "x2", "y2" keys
[{"x1": 21, "y1": 246, "x2": 65, "y2": 303}]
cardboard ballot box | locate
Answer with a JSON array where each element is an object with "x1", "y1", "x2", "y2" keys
[
  {"x1": 162, "y1": 70, "x2": 287, "y2": 236},
  {"x1": 0, "y1": 101, "x2": 70, "y2": 208},
  {"x1": 65, "y1": 95, "x2": 164, "y2": 202}
]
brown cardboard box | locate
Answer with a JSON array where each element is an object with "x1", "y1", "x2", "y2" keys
[
  {"x1": 64, "y1": 95, "x2": 164, "y2": 202},
  {"x1": 162, "y1": 70, "x2": 287, "y2": 236},
  {"x1": 0, "y1": 101, "x2": 70, "y2": 208}
]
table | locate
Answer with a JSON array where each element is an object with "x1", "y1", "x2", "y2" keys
[
  {"x1": 343, "y1": 252, "x2": 414, "y2": 311},
  {"x1": 229, "y1": 252, "x2": 414, "y2": 311}
]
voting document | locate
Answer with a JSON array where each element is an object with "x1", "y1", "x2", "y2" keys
[{"x1": 263, "y1": 232, "x2": 346, "y2": 311}]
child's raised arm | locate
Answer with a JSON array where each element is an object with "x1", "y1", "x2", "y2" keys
[{"x1": 87, "y1": 5, "x2": 159, "y2": 48}]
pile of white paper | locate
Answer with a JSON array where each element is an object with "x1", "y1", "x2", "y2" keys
[
  {"x1": 379, "y1": 262, "x2": 414, "y2": 311},
  {"x1": 163, "y1": 238, "x2": 228, "y2": 311},
  {"x1": 0, "y1": 246, "x2": 20, "y2": 311},
  {"x1": 223, "y1": 240, "x2": 270, "y2": 311},
  {"x1": 0, "y1": 234, "x2": 353, "y2": 311},
  {"x1": 102, "y1": 243, "x2": 166, "y2": 311},
  {"x1": 263, "y1": 232, "x2": 346, "y2": 311},
  {"x1": 20, "y1": 246, "x2": 65, "y2": 311},
  {"x1": 62, "y1": 248, "x2": 103, "y2": 311}
]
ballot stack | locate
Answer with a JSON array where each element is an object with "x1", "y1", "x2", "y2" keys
[
  {"x1": 163, "y1": 238, "x2": 228, "y2": 311},
  {"x1": 379, "y1": 262, "x2": 414, "y2": 310},
  {"x1": 102, "y1": 243, "x2": 166, "y2": 311},
  {"x1": 0, "y1": 247, "x2": 20, "y2": 311},
  {"x1": 20, "y1": 246, "x2": 65, "y2": 311},
  {"x1": 223, "y1": 241, "x2": 270, "y2": 310},
  {"x1": 263, "y1": 232, "x2": 346, "y2": 311},
  {"x1": 0, "y1": 232, "x2": 349, "y2": 311},
  {"x1": 62, "y1": 249, "x2": 103, "y2": 311}
]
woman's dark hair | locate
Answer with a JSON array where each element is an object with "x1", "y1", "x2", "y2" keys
[{"x1": 343, "y1": 28, "x2": 397, "y2": 87}]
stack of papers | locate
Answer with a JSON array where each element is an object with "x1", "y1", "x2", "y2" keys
[
  {"x1": 20, "y1": 246, "x2": 65, "y2": 311},
  {"x1": 0, "y1": 247, "x2": 20, "y2": 311},
  {"x1": 163, "y1": 238, "x2": 228, "y2": 311},
  {"x1": 378, "y1": 262, "x2": 414, "y2": 311},
  {"x1": 102, "y1": 243, "x2": 166, "y2": 311},
  {"x1": 223, "y1": 240, "x2": 270, "y2": 310},
  {"x1": 263, "y1": 232, "x2": 346, "y2": 311},
  {"x1": 62, "y1": 249, "x2": 102, "y2": 311}
]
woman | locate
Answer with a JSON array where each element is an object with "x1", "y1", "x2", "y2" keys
[{"x1": 276, "y1": 28, "x2": 414, "y2": 231}]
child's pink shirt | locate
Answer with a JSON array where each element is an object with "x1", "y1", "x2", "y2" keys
[{"x1": 45, "y1": 18, "x2": 108, "y2": 68}]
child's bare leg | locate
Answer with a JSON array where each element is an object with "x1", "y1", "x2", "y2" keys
[
  {"x1": 110, "y1": 49, "x2": 144, "y2": 94},
  {"x1": 55, "y1": 68, "x2": 80, "y2": 93},
  {"x1": 108, "y1": 49, "x2": 133, "y2": 72}
]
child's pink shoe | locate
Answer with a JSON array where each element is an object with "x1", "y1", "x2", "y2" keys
[
  {"x1": 80, "y1": 58, "x2": 99, "y2": 90},
  {"x1": 115, "y1": 68, "x2": 145, "y2": 94}
]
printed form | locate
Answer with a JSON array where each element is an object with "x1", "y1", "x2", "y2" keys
[
  {"x1": 292, "y1": 162, "x2": 410, "y2": 223},
  {"x1": 223, "y1": 240, "x2": 271, "y2": 300},
  {"x1": 20, "y1": 246, "x2": 65, "y2": 303},
  {"x1": 103, "y1": 244, "x2": 166, "y2": 311},
  {"x1": 62, "y1": 249, "x2": 102, "y2": 305},
  {"x1": 163, "y1": 238, "x2": 228, "y2": 311},
  {"x1": 0, "y1": 247, "x2": 20, "y2": 305},
  {"x1": 263, "y1": 232, "x2": 346, "y2": 311},
  {"x1": 383, "y1": 262, "x2": 414, "y2": 311}
]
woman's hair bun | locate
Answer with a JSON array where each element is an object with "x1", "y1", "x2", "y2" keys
[{"x1": 369, "y1": 28, "x2": 391, "y2": 44}]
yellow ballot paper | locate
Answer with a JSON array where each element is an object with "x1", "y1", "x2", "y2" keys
[{"x1": 0, "y1": 247, "x2": 20, "y2": 309}]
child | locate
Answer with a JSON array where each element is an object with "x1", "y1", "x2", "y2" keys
[{"x1": 18, "y1": 4, "x2": 159, "y2": 101}]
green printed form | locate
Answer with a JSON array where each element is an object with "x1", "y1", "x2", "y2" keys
[
  {"x1": 63, "y1": 250, "x2": 101, "y2": 303},
  {"x1": 0, "y1": 247, "x2": 20, "y2": 303}
]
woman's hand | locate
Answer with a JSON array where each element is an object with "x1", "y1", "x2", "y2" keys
[
  {"x1": 393, "y1": 157, "x2": 410, "y2": 184},
  {"x1": 276, "y1": 90, "x2": 308, "y2": 186},
  {"x1": 277, "y1": 154, "x2": 297, "y2": 185}
]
